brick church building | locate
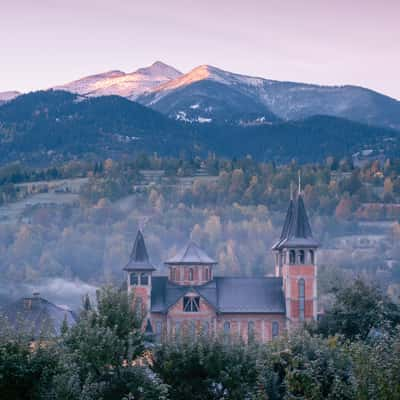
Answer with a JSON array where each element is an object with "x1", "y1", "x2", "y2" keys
[{"x1": 124, "y1": 191, "x2": 319, "y2": 342}]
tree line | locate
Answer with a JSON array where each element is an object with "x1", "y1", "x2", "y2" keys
[{"x1": 1, "y1": 280, "x2": 400, "y2": 400}]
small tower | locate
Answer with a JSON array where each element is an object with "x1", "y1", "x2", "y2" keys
[
  {"x1": 123, "y1": 230, "x2": 156, "y2": 318},
  {"x1": 165, "y1": 241, "x2": 217, "y2": 285},
  {"x1": 272, "y1": 186, "x2": 319, "y2": 324}
]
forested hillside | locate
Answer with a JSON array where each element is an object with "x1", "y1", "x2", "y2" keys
[{"x1": 0, "y1": 90, "x2": 398, "y2": 165}]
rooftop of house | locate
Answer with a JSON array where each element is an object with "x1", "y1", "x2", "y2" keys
[{"x1": 3, "y1": 293, "x2": 77, "y2": 338}]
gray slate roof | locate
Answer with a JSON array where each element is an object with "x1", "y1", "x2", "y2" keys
[
  {"x1": 3, "y1": 295, "x2": 77, "y2": 338},
  {"x1": 272, "y1": 194, "x2": 319, "y2": 250},
  {"x1": 165, "y1": 241, "x2": 217, "y2": 265},
  {"x1": 124, "y1": 230, "x2": 156, "y2": 271},
  {"x1": 151, "y1": 276, "x2": 285, "y2": 314}
]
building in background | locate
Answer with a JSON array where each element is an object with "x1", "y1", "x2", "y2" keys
[{"x1": 124, "y1": 191, "x2": 319, "y2": 342}]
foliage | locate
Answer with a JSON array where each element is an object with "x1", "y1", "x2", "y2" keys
[{"x1": 316, "y1": 279, "x2": 400, "y2": 340}]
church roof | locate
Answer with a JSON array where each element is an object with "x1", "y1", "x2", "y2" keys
[
  {"x1": 272, "y1": 194, "x2": 319, "y2": 250},
  {"x1": 165, "y1": 241, "x2": 217, "y2": 265},
  {"x1": 150, "y1": 276, "x2": 285, "y2": 314}
]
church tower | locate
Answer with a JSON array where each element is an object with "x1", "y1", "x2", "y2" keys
[
  {"x1": 272, "y1": 185, "x2": 319, "y2": 324},
  {"x1": 124, "y1": 230, "x2": 155, "y2": 319}
]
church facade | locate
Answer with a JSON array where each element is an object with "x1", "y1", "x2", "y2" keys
[{"x1": 124, "y1": 192, "x2": 319, "y2": 342}]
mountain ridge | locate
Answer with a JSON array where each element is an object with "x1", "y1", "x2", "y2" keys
[
  {"x1": 0, "y1": 90, "x2": 399, "y2": 166},
  {"x1": 2, "y1": 61, "x2": 400, "y2": 130}
]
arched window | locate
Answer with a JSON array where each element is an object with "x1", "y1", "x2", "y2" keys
[
  {"x1": 299, "y1": 250, "x2": 305, "y2": 264},
  {"x1": 189, "y1": 268, "x2": 194, "y2": 281},
  {"x1": 272, "y1": 321, "x2": 279, "y2": 338},
  {"x1": 175, "y1": 321, "x2": 181, "y2": 337},
  {"x1": 202, "y1": 321, "x2": 209, "y2": 336},
  {"x1": 205, "y1": 268, "x2": 209, "y2": 281},
  {"x1": 155, "y1": 321, "x2": 162, "y2": 342},
  {"x1": 130, "y1": 273, "x2": 138, "y2": 285},
  {"x1": 289, "y1": 250, "x2": 296, "y2": 264},
  {"x1": 299, "y1": 278, "x2": 305, "y2": 321},
  {"x1": 309, "y1": 250, "x2": 315, "y2": 265},
  {"x1": 224, "y1": 321, "x2": 231, "y2": 335},
  {"x1": 141, "y1": 273, "x2": 149, "y2": 285},
  {"x1": 248, "y1": 321, "x2": 255, "y2": 342}
]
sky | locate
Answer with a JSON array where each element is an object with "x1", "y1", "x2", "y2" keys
[{"x1": 1, "y1": 0, "x2": 399, "y2": 99}]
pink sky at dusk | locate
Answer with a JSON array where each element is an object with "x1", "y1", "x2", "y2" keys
[{"x1": 1, "y1": 0, "x2": 399, "y2": 99}]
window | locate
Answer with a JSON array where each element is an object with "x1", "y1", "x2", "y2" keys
[
  {"x1": 171, "y1": 268, "x2": 176, "y2": 281},
  {"x1": 155, "y1": 321, "x2": 162, "y2": 342},
  {"x1": 141, "y1": 273, "x2": 149, "y2": 285},
  {"x1": 224, "y1": 321, "x2": 231, "y2": 334},
  {"x1": 223, "y1": 321, "x2": 231, "y2": 344},
  {"x1": 189, "y1": 268, "x2": 194, "y2": 281},
  {"x1": 299, "y1": 250, "x2": 305, "y2": 264},
  {"x1": 299, "y1": 278, "x2": 305, "y2": 321},
  {"x1": 205, "y1": 268, "x2": 209, "y2": 281},
  {"x1": 175, "y1": 321, "x2": 181, "y2": 337},
  {"x1": 202, "y1": 321, "x2": 210, "y2": 335},
  {"x1": 289, "y1": 250, "x2": 296, "y2": 264},
  {"x1": 130, "y1": 273, "x2": 138, "y2": 285},
  {"x1": 248, "y1": 321, "x2": 255, "y2": 342},
  {"x1": 183, "y1": 296, "x2": 200, "y2": 312},
  {"x1": 309, "y1": 250, "x2": 315, "y2": 265},
  {"x1": 272, "y1": 321, "x2": 279, "y2": 338}
]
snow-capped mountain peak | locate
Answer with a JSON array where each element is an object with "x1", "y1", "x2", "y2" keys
[{"x1": 54, "y1": 61, "x2": 183, "y2": 99}]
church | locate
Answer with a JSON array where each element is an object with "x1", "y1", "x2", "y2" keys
[{"x1": 124, "y1": 190, "x2": 319, "y2": 342}]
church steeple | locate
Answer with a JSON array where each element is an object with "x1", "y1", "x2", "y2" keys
[
  {"x1": 124, "y1": 230, "x2": 156, "y2": 272},
  {"x1": 272, "y1": 192, "x2": 318, "y2": 251},
  {"x1": 124, "y1": 230, "x2": 155, "y2": 328},
  {"x1": 272, "y1": 187, "x2": 319, "y2": 324}
]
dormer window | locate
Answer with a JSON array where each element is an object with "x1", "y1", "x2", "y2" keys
[{"x1": 183, "y1": 296, "x2": 200, "y2": 312}]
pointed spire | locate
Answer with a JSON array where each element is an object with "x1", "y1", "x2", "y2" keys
[
  {"x1": 130, "y1": 229, "x2": 149, "y2": 262},
  {"x1": 272, "y1": 189, "x2": 319, "y2": 250},
  {"x1": 123, "y1": 230, "x2": 156, "y2": 271}
]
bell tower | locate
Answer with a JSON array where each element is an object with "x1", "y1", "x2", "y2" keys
[
  {"x1": 123, "y1": 230, "x2": 155, "y2": 320},
  {"x1": 272, "y1": 182, "x2": 319, "y2": 324}
]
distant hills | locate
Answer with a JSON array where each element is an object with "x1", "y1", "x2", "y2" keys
[
  {"x1": 2, "y1": 61, "x2": 400, "y2": 130},
  {"x1": 0, "y1": 90, "x2": 398, "y2": 165}
]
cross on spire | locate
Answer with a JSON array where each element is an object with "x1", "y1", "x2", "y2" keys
[{"x1": 298, "y1": 170, "x2": 301, "y2": 195}]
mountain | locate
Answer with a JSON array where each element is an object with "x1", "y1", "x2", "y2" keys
[
  {"x1": 0, "y1": 90, "x2": 399, "y2": 165},
  {"x1": 0, "y1": 91, "x2": 20, "y2": 105},
  {"x1": 138, "y1": 65, "x2": 400, "y2": 130},
  {"x1": 54, "y1": 61, "x2": 183, "y2": 99},
  {"x1": 0, "y1": 90, "x2": 197, "y2": 165}
]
